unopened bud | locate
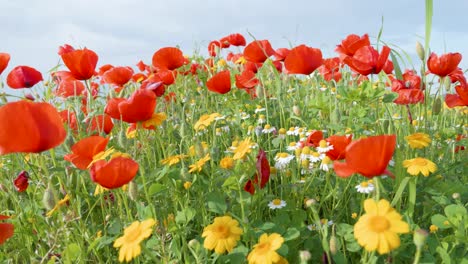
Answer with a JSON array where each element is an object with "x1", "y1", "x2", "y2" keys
[
  {"x1": 293, "y1": 105, "x2": 301, "y2": 116},
  {"x1": 128, "y1": 181, "x2": 138, "y2": 201},
  {"x1": 42, "y1": 184, "x2": 56, "y2": 211},
  {"x1": 304, "y1": 198, "x2": 317, "y2": 208},
  {"x1": 416, "y1": 42, "x2": 425, "y2": 61},
  {"x1": 329, "y1": 234, "x2": 337, "y2": 255},
  {"x1": 299, "y1": 250, "x2": 311, "y2": 262},
  {"x1": 413, "y1": 229, "x2": 429, "y2": 249},
  {"x1": 452, "y1": 192, "x2": 460, "y2": 199},
  {"x1": 188, "y1": 239, "x2": 200, "y2": 249},
  {"x1": 432, "y1": 97, "x2": 442, "y2": 115}
]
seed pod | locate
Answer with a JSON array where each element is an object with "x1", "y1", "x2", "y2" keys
[
  {"x1": 329, "y1": 234, "x2": 337, "y2": 255},
  {"x1": 42, "y1": 184, "x2": 56, "y2": 211},
  {"x1": 432, "y1": 97, "x2": 442, "y2": 115},
  {"x1": 416, "y1": 42, "x2": 425, "y2": 61}
]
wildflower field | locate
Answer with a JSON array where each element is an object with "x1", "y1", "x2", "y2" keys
[{"x1": 0, "y1": 2, "x2": 467, "y2": 263}]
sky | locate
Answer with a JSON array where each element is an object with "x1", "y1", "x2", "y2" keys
[{"x1": 2, "y1": 0, "x2": 468, "y2": 74}]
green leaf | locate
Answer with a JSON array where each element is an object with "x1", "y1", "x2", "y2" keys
[
  {"x1": 391, "y1": 176, "x2": 411, "y2": 206},
  {"x1": 206, "y1": 191, "x2": 227, "y2": 214},
  {"x1": 259, "y1": 222, "x2": 276, "y2": 231},
  {"x1": 382, "y1": 92, "x2": 399, "y2": 103},
  {"x1": 63, "y1": 243, "x2": 81, "y2": 264},
  {"x1": 436, "y1": 245, "x2": 451, "y2": 264},
  {"x1": 283, "y1": 228, "x2": 300, "y2": 241},
  {"x1": 175, "y1": 207, "x2": 196, "y2": 224},
  {"x1": 444, "y1": 204, "x2": 467, "y2": 220},
  {"x1": 147, "y1": 183, "x2": 167, "y2": 196},
  {"x1": 390, "y1": 51, "x2": 403, "y2": 80},
  {"x1": 431, "y1": 214, "x2": 450, "y2": 229}
]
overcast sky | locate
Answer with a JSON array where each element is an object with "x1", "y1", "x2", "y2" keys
[{"x1": 2, "y1": 0, "x2": 468, "y2": 74}]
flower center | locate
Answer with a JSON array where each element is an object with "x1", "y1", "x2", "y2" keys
[
  {"x1": 319, "y1": 140, "x2": 327, "y2": 148},
  {"x1": 369, "y1": 216, "x2": 390, "y2": 232},
  {"x1": 126, "y1": 228, "x2": 142, "y2": 242},
  {"x1": 215, "y1": 225, "x2": 229, "y2": 238},
  {"x1": 272, "y1": 199, "x2": 282, "y2": 206},
  {"x1": 412, "y1": 158, "x2": 428, "y2": 166},
  {"x1": 255, "y1": 242, "x2": 271, "y2": 254},
  {"x1": 360, "y1": 182, "x2": 369, "y2": 187}
]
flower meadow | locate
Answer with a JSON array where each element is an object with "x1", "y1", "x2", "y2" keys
[{"x1": 1, "y1": 5, "x2": 467, "y2": 264}]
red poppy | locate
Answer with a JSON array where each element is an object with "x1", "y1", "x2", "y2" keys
[
  {"x1": 448, "y1": 68, "x2": 466, "y2": 86},
  {"x1": 152, "y1": 47, "x2": 186, "y2": 71},
  {"x1": 455, "y1": 134, "x2": 466, "y2": 152},
  {"x1": 208, "y1": 41, "x2": 222, "y2": 56},
  {"x1": 64, "y1": 136, "x2": 109, "y2": 170},
  {"x1": 0, "y1": 101, "x2": 66, "y2": 155},
  {"x1": 51, "y1": 71, "x2": 76, "y2": 83},
  {"x1": 154, "y1": 69, "x2": 176, "y2": 85},
  {"x1": 13, "y1": 171, "x2": 29, "y2": 192},
  {"x1": 274, "y1": 48, "x2": 290, "y2": 61},
  {"x1": 427, "y1": 52, "x2": 462, "y2": 77},
  {"x1": 343, "y1": 45, "x2": 392, "y2": 76},
  {"x1": 235, "y1": 70, "x2": 259, "y2": 89},
  {"x1": 136, "y1": 60, "x2": 148, "y2": 72},
  {"x1": 243, "y1": 61, "x2": 263, "y2": 73},
  {"x1": 90, "y1": 156, "x2": 139, "y2": 189},
  {"x1": 226, "y1": 52, "x2": 243, "y2": 63},
  {"x1": 105, "y1": 89, "x2": 156, "y2": 123},
  {"x1": 243, "y1": 40, "x2": 275, "y2": 63},
  {"x1": 58, "y1": 44, "x2": 75, "y2": 55},
  {"x1": 326, "y1": 135, "x2": 352, "y2": 160},
  {"x1": 6, "y1": 66, "x2": 43, "y2": 89},
  {"x1": 318, "y1": 57, "x2": 342, "y2": 82},
  {"x1": 132, "y1": 72, "x2": 147, "y2": 83},
  {"x1": 207, "y1": 70, "x2": 231, "y2": 94},
  {"x1": 0, "y1": 53, "x2": 10, "y2": 75},
  {"x1": 141, "y1": 80, "x2": 165, "y2": 97},
  {"x1": 59, "y1": 109, "x2": 79, "y2": 131},
  {"x1": 226, "y1": 33, "x2": 246, "y2": 46},
  {"x1": 304, "y1": 130, "x2": 324, "y2": 147},
  {"x1": 333, "y1": 135, "x2": 396, "y2": 178},
  {"x1": 98, "y1": 64, "x2": 114, "y2": 76},
  {"x1": 0, "y1": 215, "x2": 14, "y2": 245},
  {"x1": 391, "y1": 70, "x2": 422, "y2": 91},
  {"x1": 284, "y1": 45, "x2": 323, "y2": 75},
  {"x1": 445, "y1": 84, "x2": 468, "y2": 107},
  {"x1": 335, "y1": 34, "x2": 370, "y2": 59},
  {"x1": 61, "y1": 48, "x2": 98, "y2": 80},
  {"x1": 394, "y1": 89, "x2": 425, "y2": 105},
  {"x1": 102, "y1": 66, "x2": 134, "y2": 86},
  {"x1": 164, "y1": 92, "x2": 177, "y2": 103},
  {"x1": 55, "y1": 80, "x2": 85, "y2": 97},
  {"x1": 87, "y1": 114, "x2": 114, "y2": 135},
  {"x1": 244, "y1": 149, "x2": 270, "y2": 195}
]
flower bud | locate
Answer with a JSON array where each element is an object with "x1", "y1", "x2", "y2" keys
[
  {"x1": 304, "y1": 198, "x2": 317, "y2": 208},
  {"x1": 432, "y1": 97, "x2": 442, "y2": 115},
  {"x1": 413, "y1": 229, "x2": 429, "y2": 249},
  {"x1": 42, "y1": 184, "x2": 56, "y2": 211},
  {"x1": 416, "y1": 42, "x2": 425, "y2": 61},
  {"x1": 329, "y1": 234, "x2": 337, "y2": 255},
  {"x1": 299, "y1": 250, "x2": 311, "y2": 262},
  {"x1": 128, "y1": 181, "x2": 138, "y2": 201},
  {"x1": 293, "y1": 105, "x2": 301, "y2": 116},
  {"x1": 188, "y1": 239, "x2": 200, "y2": 250},
  {"x1": 452, "y1": 192, "x2": 460, "y2": 199}
]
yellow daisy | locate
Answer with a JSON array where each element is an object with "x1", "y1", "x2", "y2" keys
[
  {"x1": 113, "y1": 219, "x2": 156, "y2": 262},
  {"x1": 354, "y1": 199, "x2": 410, "y2": 254},
  {"x1": 194, "y1": 113, "x2": 221, "y2": 131},
  {"x1": 233, "y1": 138, "x2": 255, "y2": 160},
  {"x1": 402, "y1": 157, "x2": 437, "y2": 177},
  {"x1": 219, "y1": 156, "x2": 234, "y2": 170},
  {"x1": 202, "y1": 216, "x2": 243, "y2": 254},
  {"x1": 188, "y1": 154, "x2": 210, "y2": 173},
  {"x1": 247, "y1": 233, "x2": 285, "y2": 264},
  {"x1": 405, "y1": 133, "x2": 431, "y2": 149},
  {"x1": 161, "y1": 154, "x2": 188, "y2": 166}
]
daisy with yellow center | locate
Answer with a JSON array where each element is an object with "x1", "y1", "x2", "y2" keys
[
  {"x1": 268, "y1": 199, "x2": 287, "y2": 209},
  {"x1": 309, "y1": 151, "x2": 325, "y2": 163},
  {"x1": 355, "y1": 181, "x2": 375, "y2": 194},
  {"x1": 233, "y1": 138, "x2": 255, "y2": 160},
  {"x1": 274, "y1": 152, "x2": 294, "y2": 170},
  {"x1": 247, "y1": 233, "x2": 286, "y2": 264},
  {"x1": 320, "y1": 156, "x2": 332, "y2": 171},
  {"x1": 188, "y1": 154, "x2": 211, "y2": 173},
  {"x1": 354, "y1": 199, "x2": 410, "y2": 254},
  {"x1": 262, "y1": 124, "x2": 276, "y2": 134},
  {"x1": 405, "y1": 133, "x2": 431, "y2": 149},
  {"x1": 402, "y1": 157, "x2": 437, "y2": 177},
  {"x1": 113, "y1": 219, "x2": 156, "y2": 262},
  {"x1": 316, "y1": 140, "x2": 333, "y2": 153},
  {"x1": 278, "y1": 128, "x2": 287, "y2": 139},
  {"x1": 258, "y1": 114, "x2": 266, "y2": 124},
  {"x1": 201, "y1": 216, "x2": 243, "y2": 254},
  {"x1": 255, "y1": 105, "x2": 266, "y2": 113},
  {"x1": 286, "y1": 142, "x2": 299, "y2": 151},
  {"x1": 161, "y1": 154, "x2": 188, "y2": 166}
]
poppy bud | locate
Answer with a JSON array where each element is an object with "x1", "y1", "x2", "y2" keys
[
  {"x1": 128, "y1": 181, "x2": 138, "y2": 201},
  {"x1": 14, "y1": 171, "x2": 29, "y2": 192},
  {"x1": 42, "y1": 184, "x2": 56, "y2": 211},
  {"x1": 329, "y1": 233, "x2": 337, "y2": 255},
  {"x1": 299, "y1": 250, "x2": 311, "y2": 263},
  {"x1": 416, "y1": 42, "x2": 425, "y2": 61},
  {"x1": 413, "y1": 229, "x2": 429, "y2": 249},
  {"x1": 432, "y1": 97, "x2": 442, "y2": 115},
  {"x1": 255, "y1": 85, "x2": 264, "y2": 98},
  {"x1": 452, "y1": 192, "x2": 460, "y2": 199}
]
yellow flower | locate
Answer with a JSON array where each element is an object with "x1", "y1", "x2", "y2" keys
[
  {"x1": 46, "y1": 194, "x2": 70, "y2": 217},
  {"x1": 161, "y1": 154, "x2": 188, "y2": 166},
  {"x1": 233, "y1": 138, "x2": 254, "y2": 160},
  {"x1": 429, "y1": 224, "x2": 438, "y2": 233},
  {"x1": 113, "y1": 219, "x2": 156, "y2": 263},
  {"x1": 220, "y1": 156, "x2": 234, "y2": 169},
  {"x1": 405, "y1": 133, "x2": 431, "y2": 149},
  {"x1": 202, "y1": 216, "x2": 243, "y2": 254},
  {"x1": 247, "y1": 233, "x2": 285, "y2": 264},
  {"x1": 188, "y1": 154, "x2": 210, "y2": 173},
  {"x1": 354, "y1": 199, "x2": 409, "y2": 254},
  {"x1": 126, "y1": 127, "x2": 137, "y2": 139},
  {"x1": 351, "y1": 213, "x2": 358, "y2": 219},
  {"x1": 402, "y1": 158, "x2": 437, "y2": 177},
  {"x1": 183, "y1": 181, "x2": 192, "y2": 190},
  {"x1": 194, "y1": 113, "x2": 221, "y2": 131},
  {"x1": 142, "y1": 112, "x2": 167, "y2": 128}
]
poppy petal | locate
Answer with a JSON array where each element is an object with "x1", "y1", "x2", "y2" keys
[
  {"x1": 90, "y1": 157, "x2": 139, "y2": 189},
  {"x1": 6, "y1": 66, "x2": 43, "y2": 89},
  {"x1": 0, "y1": 53, "x2": 10, "y2": 75},
  {"x1": 243, "y1": 40, "x2": 275, "y2": 63},
  {"x1": 61, "y1": 48, "x2": 98, "y2": 80},
  {"x1": 207, "y1": 70, "x2": 231, "y2": 94},
  {"x1": 284, "y1": 45, "x2": 323, "y2": 75},
  {"x1": 0, "y1": 223, "x2": 14, "y2": 244},
  {"x1": 152, "y1": 47, "x2": 185, "y2": 71}
]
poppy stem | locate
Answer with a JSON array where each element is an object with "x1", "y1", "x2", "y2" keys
[{"x1": 406, "y1": 105, "x2": 413, "y2": 124}]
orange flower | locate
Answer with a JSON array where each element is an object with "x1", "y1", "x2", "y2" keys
[
  {"x1": 284, "y1": 44, "x2": 323, "y2": 75},
  {"x1": 0, "y1": 101, "x2": 66, "y2": 155},
  {"x1": 152, "y1": 47, "x2": 186, "y2": 71},
  {"x1": 333, "y1": 135, "x2": 396, "y2": 178},
  {"x1": 243, "y1": 40, "x2": 275, "y2": 63},
  {"x1": 64, "y1": 136, "x2": 110, "y2": 170},
  {"x1": 207, "y1": 70, "x2": 231, "y2": 94},
  {"x1": 427, "y1": 52, "x2": 462, "y2": 77},
  {"x1": 0, "y1": 52, "x2": 10, "y2": 75},
  {"x1": 225, "y1": 33, "x2": 246, "y2": 46},
  {"x1": 90, "y1": 156, "x2": 139, "y2": 189},
  {"x1": 0, "y1": 215, "x2": 14, "y2": 245},
  {"x1": 61, "y1": 47, "x2": 99, "y2": 80},
  {"x1": 6, "y1": 66, "x2": 43, "y2": 89}
]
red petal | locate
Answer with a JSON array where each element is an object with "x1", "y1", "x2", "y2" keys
[
  {"x1": 64, "y1": 136, "x2": 109, "y2": 170},
  {"x1": 118, "y1": 89, "x2": 157, "y2": 123},
  {"x1": 243, "y1": 40, "x2": 275, "y2": 63},
  {"x1": 207, "y1": 70, "x2": 231, "y2": 94},
  {"x1": 235, "y1": 70, "x2": 259, "y2": 89},
  {"x1": 0, "y1": 53, "x2": 10, "y2": 75},
  {"x1": 284, "y1": 45, "x2": 323, "y2": 75},
  {"x1": 102, "y1": 66, "x2": 134, "y2": 86},
  {"x1": 152, "y1": 47, "x2": 185, "y2": 71},
  {"x1": 61, "y1": 48, "x2": 98, "y2": 80},
  {"x1": 0, "y1": 223, "x2": 14, "y2": 245},
  {"x1": 90, "y1": 157, "x2": 139, "y2": 189},
  {"x1": 256, "y1": 149, "x2": 270, "y2": 188},
  {"x1": 6, "y1": 66, "x2": 43, "y2": 89}
]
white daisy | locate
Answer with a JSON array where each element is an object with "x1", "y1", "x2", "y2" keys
[
  {"x1": 319, "y1": 156, "x2": 333, "y2": 172},
  {"x1": 274, "y1": 153, "x2": 295, "y2": 170},
  {"x1": 240, "y1": 112, "x2": 250, "y2": 120},
  {"x1": 254, "y1": 106, "x2": 266, "y2": 113},
  {"x1": 355, "y1": 181, "x2": 375, "y2": 194},
  {"x1": 257, "y1": 114, "x2": 266, "y2": 124},
  {"x1": 268, "y1": 199, "x2": 287, "y2": 209},
  {"x1": 316, "y1": 140, "x2": 333, "y2": 153},
  {"x1": 286, "y1": 127, "x2": 297, "y2": 136},
  {"x1": 308, "y1": 152, "x2": 325, "y2": 163},
  {"x1": 287, "y1": 142, "x2": 299, "y2": 152},
  {"x1": 262, "y1": 124, "x2": 276, "y2": 134}
]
